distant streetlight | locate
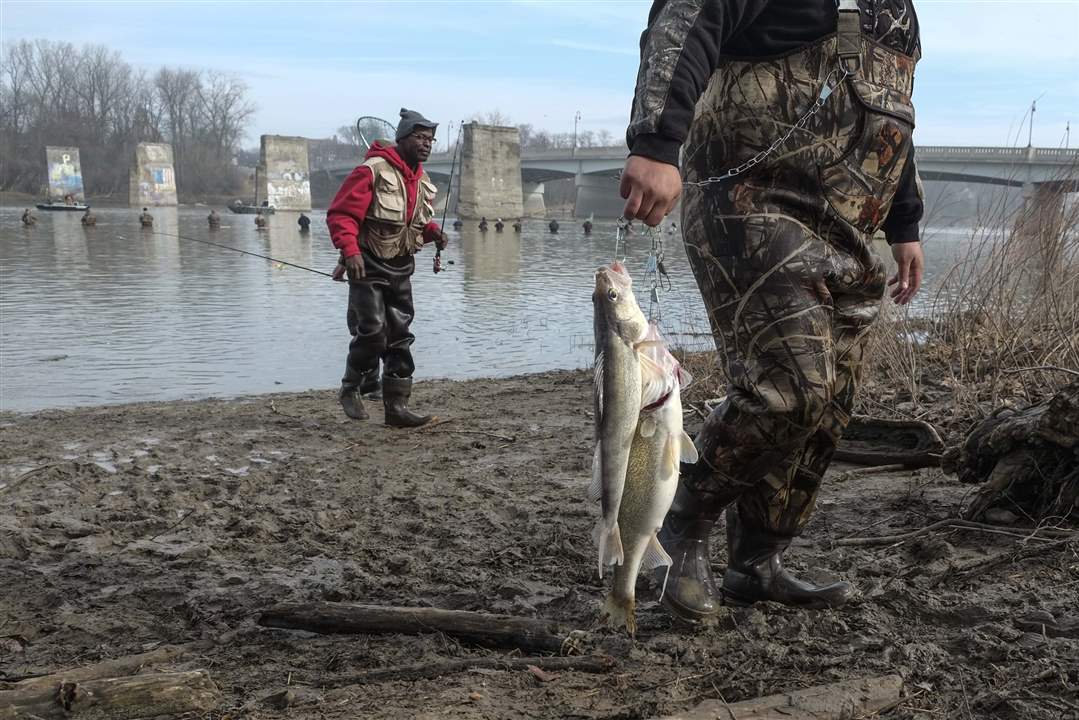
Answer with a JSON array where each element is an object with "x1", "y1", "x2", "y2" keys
[
  {"x1": 573, "y1": 110, "x2": 582, "y2": 158},
  {"x1": 1028, "y1": 99, "x2": 1036, "y2": 148}
]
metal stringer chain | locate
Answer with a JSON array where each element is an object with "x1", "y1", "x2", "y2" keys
[{"x1": 682, "y1": 64, "x2": 852, "y2": 189}]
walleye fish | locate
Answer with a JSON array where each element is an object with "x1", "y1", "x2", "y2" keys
[
  {"x1": 602, "y1": 325, "x2": 697, "y2": 634},
  {"x1": 590, "y1": 262, "x2": 650, "y2": 575}
]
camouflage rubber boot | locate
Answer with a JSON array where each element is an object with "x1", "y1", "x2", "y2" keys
[
  {"x1": 722, "y1": 506, "x2": 852, "y2": 609},
  {"x1": 338, "y1": 385, "x2": 368, "y2": 421},
  {"x1": 653, "y1": 481, "x2": 724, "y2": 624},
  {"x1": 382, "y1": 376, "x2": 433, "y2": 428}
]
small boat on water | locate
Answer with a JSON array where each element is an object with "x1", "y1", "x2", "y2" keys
[
  {"x1": 36, "y1": 202, "x2": 89, "y2": 212},
  {"x1": 228, "y1": 202, "x2": 275, "y2": 215}
]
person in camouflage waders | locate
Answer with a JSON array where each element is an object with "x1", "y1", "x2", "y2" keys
[{"x1": 620, "y1": 0, "x2": 926, "y2": 622}]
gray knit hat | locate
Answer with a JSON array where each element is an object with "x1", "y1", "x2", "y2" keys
[{"x1": 395, "y1": 108, "x2": 438, "y2": 141}]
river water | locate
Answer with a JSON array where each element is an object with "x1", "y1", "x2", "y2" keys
[{"x1": 1, "y1": 206, "x2": 977, "y2": 411}]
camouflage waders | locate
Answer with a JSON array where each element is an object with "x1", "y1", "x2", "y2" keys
[{"x1": 660, "y1": 3, "x2": 920, "y2": 617}]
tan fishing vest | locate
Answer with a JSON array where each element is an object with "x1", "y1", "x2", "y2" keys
[
  {"x1": 686, "y1": 2, "x2": 920, "y2": 236},
  {"x1": 359, "y1": 156, "x2": 438, "y2": 258}
]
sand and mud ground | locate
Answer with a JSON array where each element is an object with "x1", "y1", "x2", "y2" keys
[{"x1": 2, "y1": 370, "x2": 1077, "y2": 719}]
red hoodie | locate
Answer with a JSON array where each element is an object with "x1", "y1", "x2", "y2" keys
[{"x1": 326, "y1": 143, "x2": 441, "y2": 258}]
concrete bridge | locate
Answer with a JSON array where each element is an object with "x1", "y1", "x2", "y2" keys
[{"x1": 319, "y1": 126, "x2": 1079, "y2": 218}]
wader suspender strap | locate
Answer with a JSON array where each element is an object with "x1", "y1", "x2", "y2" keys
[{"x1": 836, "y1": 0, "x2": 862, "y2": 75}]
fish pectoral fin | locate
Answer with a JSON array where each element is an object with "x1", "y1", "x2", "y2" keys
[
  {"x1": 587, "y1": 444, "x2": 603, "y2": 502},
  {"x1": 638, "y1": 351, "x2": 669, "y2": 408},
  {"x1": 676, "y1": 364, "x2": 693, "y2": 389},
  {"x1": 642, "y1": 533, "x2": 673, "y2": 571},
  {"x1": 639, "y1": 416, "x2": 657, "y2": 438},
  {"x1": 593, "y1": 520, "x2": 625, "y2": 578},
  {"x1": 679, "y1": 430, "x2": 699, "y2": 464},
  {"x1": 643, "y1": 534, "x2": 674, "y2": 602}
]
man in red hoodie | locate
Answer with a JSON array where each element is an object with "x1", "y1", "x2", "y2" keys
[{"x1": 327, "y1": 108, "x2": 447, "y2": 427}]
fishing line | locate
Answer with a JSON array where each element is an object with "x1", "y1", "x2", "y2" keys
[{"x1": 144, "y1": 230, "x2": 335, "y2": 278}]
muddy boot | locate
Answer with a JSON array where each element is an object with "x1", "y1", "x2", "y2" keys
[
  {"x1": 338, "y1": 385, "x2": 368, "y2": 420},
  {"x1": 382, "y1": 376, "x2": 433, "y2": 428},
  {"x1": 653, "y1": 482, "x2": 723, "y2": 624},
  {"x1": 722, "y1": 506, "x2": 853, "y2": 609},
  {"x1": 359, "y1": 370, "x2": 382, "y2": 400}
]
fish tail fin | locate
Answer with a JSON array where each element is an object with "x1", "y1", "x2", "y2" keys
[
  {"x1": 601, "y1": 592, "x2": 637, "y2": 636},
  {"x1": 593, "y1": 520, "x2": 624, "y2": 578},
  {"x1": 642, "y1": 534, "x2": 674, "y2": 602}
]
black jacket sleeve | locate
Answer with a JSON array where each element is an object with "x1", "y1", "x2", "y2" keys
[
  {"x1": 626, "y1": 1, "x2": 771, "y2": 166},
  {"x1": 881, "y1": 147, "x2": 923, "y2": 244}
]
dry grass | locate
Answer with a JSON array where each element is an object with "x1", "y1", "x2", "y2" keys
[{"x1": 862, "y1": 180, "x2": 1078, "y2": 436}]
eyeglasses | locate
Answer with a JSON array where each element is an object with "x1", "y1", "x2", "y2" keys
[{"x1": 411, "y1": 134, "x2": 436, "y2": 146}]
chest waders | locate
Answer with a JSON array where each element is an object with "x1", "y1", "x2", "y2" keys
[
  {"x1": 657, "y1": 1, "x2": 919, "y2": 621},
  {"x1": 338, "y1": 158, "x2": 439, "y2": 427}
]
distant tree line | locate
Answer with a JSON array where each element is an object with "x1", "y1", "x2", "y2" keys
[
  {"x1": 0, "y1": 39, "x2": 255, "y2": 197},
  {"x1": 317, "y1": 110, "x2": 624, "y2": 167}
]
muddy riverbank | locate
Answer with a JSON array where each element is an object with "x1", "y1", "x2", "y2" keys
[{"x1": 1, "y1": 370, "x2": 1076, "y2": 719}]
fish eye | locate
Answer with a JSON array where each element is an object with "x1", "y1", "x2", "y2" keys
[{"x1": 607, "y1": 289, "x2": 618, "y2": 301}]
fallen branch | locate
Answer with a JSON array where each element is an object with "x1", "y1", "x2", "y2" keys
[
  {"x1": 935, "y1": 535, "x2": 1079, "y2": 585},
  {"x1": 653, "y1": 674, "x2": 902, "y2": 720},
  {"x1": 836, "y1": 463, "x2": 909, "y2": 478},
  {"x1": 423, "y1": 429, "x2": 516, "y2": 443},
  {"x1": 836, "y1": 518, "x2": 1078, "y2": 547},
  {"x1": 258, "y1": 602, "x2": 585, "y2": 655},
  {"x1": 1002, "y1": 365, "x2": 1079, "y2": 378},
  {"x1": 320, "y1": 654, "x2": 615, "y2": 687},
  {"x1": 0, "y1": 670, "x2": 220, "y2": 719}
]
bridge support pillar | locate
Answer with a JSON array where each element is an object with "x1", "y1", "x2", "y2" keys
[
  {"x1": 522, "y1": 181, "x2": 546, "y2": 217},
  {"x1": 574, "y1": 173, "x2": 623, "y2": 218},
  {"x1": 260, "y1": 135, "x2": 311, "y2": 211},
  {"x1": 458, "y1": 123, "x2": 524, "y2": 220},
  {"x1": 130, "y1": 142, "x2": 178, "y2": 206}
]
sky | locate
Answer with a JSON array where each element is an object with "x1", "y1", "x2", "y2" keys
[{"x1": 2, "y1": 0, "x2": 1077, "y2": 150}]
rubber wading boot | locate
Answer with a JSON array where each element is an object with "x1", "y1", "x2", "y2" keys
[
  {"x1": 359, "y1": 370, "x2": 382, "y2": 400},
  {"x1": 382, "y1": 376, "x2": 433, "y2": 428},
  {"x1": 722, "y1": 506, "x2": 853, "y2": 609},
  {"x1": 338, "y1": 385, "x2": 368, "y2": 420},
  {"x1": 652, "y1": 481, "x2": 723, "y2": 624}
]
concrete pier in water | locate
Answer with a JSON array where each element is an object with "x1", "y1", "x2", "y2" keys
[
  {"x1": 259, "y1": 135, "x2": 311, "y2": 211},
  {"x1": 457, "y1": 123, "x2": 523, "y2": 220},
  {"x1": 45, "y1": 146, "x2": 85, "y2": 204},
  {"x1": 130, "y1": 143, "x2": 177, "y2": 206}
]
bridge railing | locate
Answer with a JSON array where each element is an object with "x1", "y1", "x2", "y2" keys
[{"x1": 918, "y1": 146, "x2": 1079, "y2": 164}]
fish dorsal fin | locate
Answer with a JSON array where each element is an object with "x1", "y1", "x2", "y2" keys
[
  {"x1": 587, "y1": 443, "x2": 603, "y2": 502},
  {"x1": 593, "y1": 352, "x2": 605, "y2": 423}
]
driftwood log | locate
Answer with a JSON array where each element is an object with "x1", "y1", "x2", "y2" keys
[
  {"x1": 944, "y1": 381, "x2": 1079, "y2": 523},
  {"x1": 322, "y1": 654, "x2": 616, "y2": 687},
  {"x1": 834, "y1": 415, "x2": 944, "y2": 468},
  {"x1": 259, "y1": 602, "x2": 586, "y2": 655},
  {"x1": 654, "y1": 674, "x2": 903, "y2": 720},
  {"x1": 0, "y1": 645, "x2": 192, "y2": 691},
  {"x1": 0, "y1": 670, "x2": 220, "y2": 719}
]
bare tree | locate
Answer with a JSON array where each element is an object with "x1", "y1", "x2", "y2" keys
[{"x1": 0, "y1": 39, "x2": 255, "y2": 197}]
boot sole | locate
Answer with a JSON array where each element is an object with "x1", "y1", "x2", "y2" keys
[{"x1": 660, "y1": 593, "x2": 721, "y2": 625}]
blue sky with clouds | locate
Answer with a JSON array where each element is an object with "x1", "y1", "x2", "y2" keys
[{"x1": 3, "y1": 0, "x2": 1077, "y2": 149}]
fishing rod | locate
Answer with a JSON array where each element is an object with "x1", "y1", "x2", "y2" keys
[
  {"x1": 144, "y1": 230, "x2": 334, "y2": 277},
  {"x1": 434, "y1": 120, "x2": 464, "y2": 274}
]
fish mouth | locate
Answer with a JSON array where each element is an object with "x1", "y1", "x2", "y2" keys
[{"x1": 595, "y1": 262, "x2": 632, "y2": 290}]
